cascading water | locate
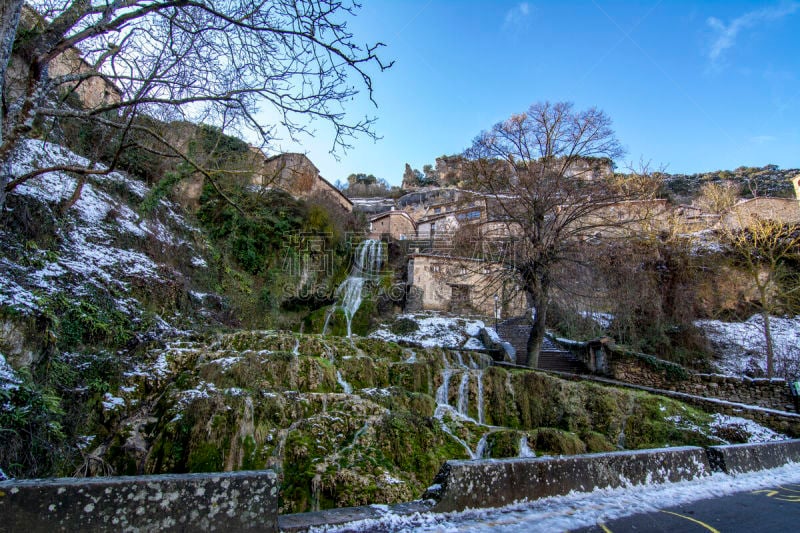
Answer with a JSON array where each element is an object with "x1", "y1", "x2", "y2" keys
[
  {"x1": 519, "y1": 435, "x2": 535, "y2": 458},
  {"x1": 476, "y1": 370, "x2": 485, "y2": 425},
  {"x1": 457, "y1": 372, "x2": 470, "y2": 417},
  {"x1": 434, "y1": 350, "x2": 499, "y2": 460},
  {"x1": 323, "y1": 239, "x2": 384, "y2": 337},
  {"x1": 336, "y1": 370, "x2": 353, "y2": 394}
]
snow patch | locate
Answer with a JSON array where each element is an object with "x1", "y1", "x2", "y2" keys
[
  {"x1": 696, "y1": 315, "x2": 800, "y2": 379},
  {"x1": 0, "y1": 354, "x2": 22, "y2": 392},
  {"x1": 370, "y1": 314, "x2": 486, "y2": 349},
  {"x1": 101, "y1": 393, "x2": 125, "y2": 411}
]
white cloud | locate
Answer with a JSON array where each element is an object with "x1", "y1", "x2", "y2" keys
[
  {"x1": 707, "y1": 2, "x2": 799, "y2": 61},
  {"x1": 503, "y1": 2, "x2": 532, "y2": 30}
]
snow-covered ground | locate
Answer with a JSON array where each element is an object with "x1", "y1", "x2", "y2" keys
[
  {"x1": 1, "y1": 139, "x2": 201, "y2": 325},
  {"x1": 696, "y1": 315, "x2": 800, "y2": 380},
  {"x1": 370, "y1": 314, "x2": 487, "y2": 349},
  {"x1": 309, "y1": 463, "x2": 800, "y2": 532}
]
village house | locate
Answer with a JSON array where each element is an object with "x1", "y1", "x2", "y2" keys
[
  {"x1": 260, "y1": 153, "x2": 353, "y2": 212},
  {"x1": 369, "y1": 210, "x2": 416, "y2": 240},
  {"x1": 407, "y1": 253, "x2": 527, "y2": 317}
]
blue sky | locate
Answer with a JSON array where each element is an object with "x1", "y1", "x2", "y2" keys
[{"x1": 270, "y1": 1, "x2": 800, "y2": 186}]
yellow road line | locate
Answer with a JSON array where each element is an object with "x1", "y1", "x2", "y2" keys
[
  {"x1": 659, "y1": 510, "x2": 721, "y2": 533},
  {"x1": 597, "y1": 522, "x2": 613, "y2": 533}
]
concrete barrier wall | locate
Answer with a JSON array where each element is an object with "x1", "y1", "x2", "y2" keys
[
  {"x1": 424, "y1": 446, "x2": 711, "y2": 513},
  {"x1": 0, "y1": 470, "x2": 278, "y2": 533},
  {"x1": 280, "y1": 440, "x2": 800, "y2": 529},
  {"x1": 707, "y1": 440, "x2": 800, "y2": 474}
]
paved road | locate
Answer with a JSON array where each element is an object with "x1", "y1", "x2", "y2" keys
[{"x1": 575, "y1": 483, "x2": 800, "y2": 533}]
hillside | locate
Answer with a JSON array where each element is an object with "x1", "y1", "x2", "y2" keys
[{"x1": 661, "y1": 164, "x2": 798, "y2": 202}]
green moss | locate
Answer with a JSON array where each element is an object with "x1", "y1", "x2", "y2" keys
[
  {"x1": 187, "y1": 442, "x2": 223, "y2": 472},
  {"x1": 624, "y1": 394, "x2": 715, "y2": 449},
  {"x1": 582, "y1": 431, "x2": 616, "y2": 453},
  {"x1": 484, "y1": 430, "x2": 523, "y2": 458},
  {"x1": 388, "y1": 362, "x2": 435, "y2": 396},
  {"x1": 534, "y1": 428, "x2": 586, "y2": 455},
  {"x1": 389, "y1": 317, "x2": 419, "y2": 335}
]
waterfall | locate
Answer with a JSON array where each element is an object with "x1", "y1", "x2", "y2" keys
[
  {"x1": 436, "y1": 369, "x2": 453, "y2": 406},
  {"x1": 475, "y1": 434, "x2": 489, "y2": 459},
  {"x1": 323, "y1": 239, "x2": 384, "y2": 337},
  {"x1": 476, "y1": 370, "x2": 485, "y2": 425},
  {"x1": 336, "y1": 370, "x2": 353, "y2": 394},
  {"x1": 456, "y1": 351, "x2": 465, "y2": 368},
  {"x1": 457, "y1": 372, "x2": 470, "y2": 417},
  {"x1": 519, "y1": 436, "x2": 535, "y2": 458}
]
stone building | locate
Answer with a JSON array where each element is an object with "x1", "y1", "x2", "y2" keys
[
  {"x1": 369, "y1": 210, "x2": 416, "y2": 240},
  {"x1": 719, "y1": 197, "x2": 800, "y2": 230},
  {"x1": 260, "y1": 153, "x2": 353, "y2": 212},
  {"x1": 407, "y1": 253, "x2": 527, "y2": 316},
  {"x1": 6, "y1": 7, "x2": 122, "y2": 110}
]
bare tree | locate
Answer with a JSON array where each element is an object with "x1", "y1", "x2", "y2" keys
[
  {"x1": 0, "y1": 1, "x2": 391, "y2": 210},
  {"x1": 696, "y1": 181, "x2": 739, "y2": 214},
  {"x1": 463, "y1": 101, "x2": 659, "y2": 367},
  {"x1": 721, "y1": 217, "x2": 800, "y2": 378}
]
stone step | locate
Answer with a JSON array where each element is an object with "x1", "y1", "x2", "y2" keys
[{"x1": 496, "y1": 319, "x2": 586, "y2": 373}]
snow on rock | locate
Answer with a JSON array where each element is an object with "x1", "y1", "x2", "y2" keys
[
  {"x1": 369, "y1": 314, "x2": 486, "y2": 349},
  {"x1": 101, "y1": 392, "x2": 126, "y2": 411},
  {"x1": 696, "y1": 315, "x2": 800, "y2": 379},
  {"x1": 463, "y1": 337, "x2": 486, "y2": 350},
  {"x1": 0, "y1": 353, "x2": 22, "y2": 392},
  {"x1": 1, "y1": 139, "x2": 212, "y2": 330},
  {"x1": 666, "y1": 412, "x2": 787, "y2": 444},
  {"x1": 709, "y1": 413, "x2": 788, "y2": 443}
]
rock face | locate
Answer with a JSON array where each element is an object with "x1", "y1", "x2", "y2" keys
[{"x1": 89, "y1": 331, "x2": 755, "y2": 514}]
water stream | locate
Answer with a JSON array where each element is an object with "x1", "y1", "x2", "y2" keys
[
  {"x1": 336, "y1": 370, "x2": 353, "y2": 394},
  {"x1": 519, "y1": 435, "x2": 535, "y2": 458},
  {"x1": 476, "y1": 370, "x2": 485, "y2": 425},
  {"x1": 323, "y1": 239, "x2": 384, "y2": 337},
  {"x1": 435, "y1": 352, "x2": 496, "y2": 460}
]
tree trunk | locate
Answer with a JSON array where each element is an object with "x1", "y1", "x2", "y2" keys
[
  {"x1": 0, "y1": 0, "x2": 23, "y2": 211},
  {"x1": 0, "y1": 0, "x2": 23, "y2": 145},
  {"x1": 525, "y1": 272, "x2": 550, "y2": 368},
  {"x1": 527, "y1": 300, "x2": 547, "y2": 368},
  {"x1": 762, "y1": 309, "x2": 775, "y2": 378}
]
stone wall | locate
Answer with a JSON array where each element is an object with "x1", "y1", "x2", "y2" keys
[
  {"x1": 0, "y1": 470, "x2": 278, "y2": 532},
  {"x1": 408, "y1": 254, "x2": 527, "y2": 316},
  {"x1": 605, "y1": 352, "x2": 796, "y2": 413}
]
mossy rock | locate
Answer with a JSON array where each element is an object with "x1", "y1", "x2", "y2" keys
[
  {"x1": 358, "y1": 387, "x2": 436, "y2": 417},
  {"x1": 388, "y1": 361, "x2": 435, "y2": 396},
  {"x1": 534, "y1": 427, "x2": 586, "y2": 455},
  {"x1": 484, "y1": 430, "x2": 525, "y2": 458},
  {"x1": 353, "y1": 338, "x2": 407, "y2": 362},
  {"x1": 337, "y1": 356, "x2": 391, "y2": 390},
  {"x1": 582, "y1": 431, "x2": 616, "y2": 453},
  {"x1": 623, "y1": 393, "x2": 714, "y2": 449}
]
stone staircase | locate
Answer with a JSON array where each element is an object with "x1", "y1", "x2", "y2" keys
[{"x1": 496, "y1": 317, "x2": 587, "y2": 373}]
